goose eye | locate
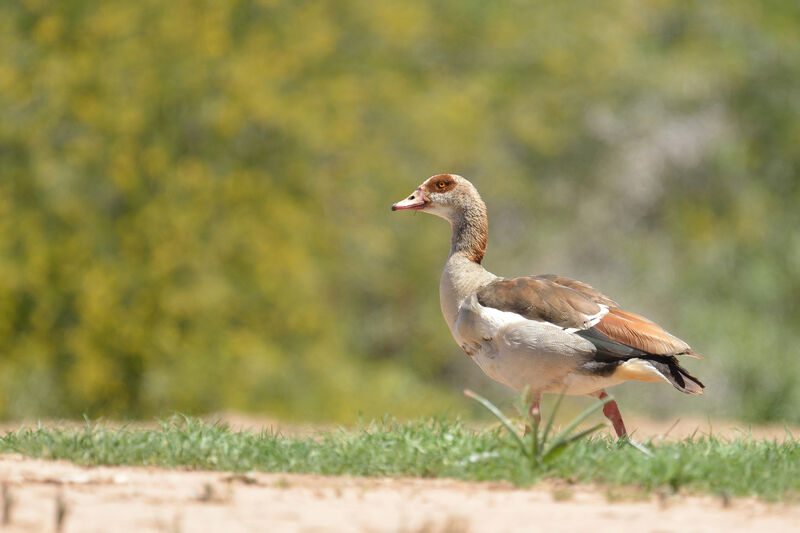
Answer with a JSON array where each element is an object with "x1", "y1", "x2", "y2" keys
[{"x1": 437, "y1": 181, "x2": 446, "y2": 189}]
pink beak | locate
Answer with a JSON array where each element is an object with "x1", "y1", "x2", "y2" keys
[{"x1": 391, "y1": 187, "x2": 428, "y2": 211}]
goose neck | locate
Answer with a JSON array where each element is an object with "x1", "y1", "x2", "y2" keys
[{"x1": 449, "y1": 206, "x2": 488, "y2": 264}]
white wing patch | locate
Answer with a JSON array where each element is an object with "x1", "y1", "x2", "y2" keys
[
  {"x1": 453, "y1": 295, "x2": 532, "y2": 353},
  {"x1": 473, "y1": 300, "x2": 608, "y2": 336},
  {"x1": 477, "y1": 305, "x2": 529, "y2": 333},
  {"x1": 563, "y1": 304, "x2": 609, "y2": 333}
]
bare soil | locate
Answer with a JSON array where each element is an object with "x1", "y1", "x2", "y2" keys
[
  {"x1": 1, "y1": 455, "x2": 799, "y2": 533},
  {"x1": 0, "y1": 416, "x2": 797, "y2": 533}
]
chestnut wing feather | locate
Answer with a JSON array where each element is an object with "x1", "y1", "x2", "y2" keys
[
  {"x1": 535, "y1": 275, "x2": 697, "y2": 357},
  {"x1": 593, "y1": 308, "x2": 694, "y2": 356}
]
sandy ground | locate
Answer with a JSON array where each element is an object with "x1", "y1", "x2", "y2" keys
[
  {"x1": 1, "y1": 416, "x2": 797, "y2": 533},
  {"x1": 1, "y1": 455, "x2": 799, "y2": 533}
]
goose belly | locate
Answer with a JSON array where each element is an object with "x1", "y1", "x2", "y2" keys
[
  {"x1": 470, "y1": 342, "x2": 632, "y2": 395},
  {"x1": 469, "y1": 343, "x2": 529, "y2": 390},
  {"x1": 453, "y1": 295, "x2": 598, "y2": 393},
  {"x1": 464, "y1": 330, "x2": 594, "y2": 393}
]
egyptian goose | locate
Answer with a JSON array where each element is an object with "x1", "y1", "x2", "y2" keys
[{"x1": 392, "y1": 174, "x2": 704, "y2": 437}]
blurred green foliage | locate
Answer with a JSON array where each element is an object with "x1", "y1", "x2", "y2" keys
[{"x1": 1, "y1": 0, "x2": 798, "y2": 422}]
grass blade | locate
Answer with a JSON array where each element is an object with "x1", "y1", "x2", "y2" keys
[
  {"x1": 547, "y1": 395, "x2": 611, "y2": 451},
  {"x1": 464, "y1": 389, "x2": 527, "y2": 455},
  {"x1": 541, "y1": 389, "x2": 567, "y2": 449},
  {"x1": 542, "y1": 423, "x2": 605, "y2": 461},
  {"x1": 625, "y1": 437, "x2": 654, "y2": 457}
]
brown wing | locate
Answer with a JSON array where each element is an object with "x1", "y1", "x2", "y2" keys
[
  {"x1": 476, "y1": 276, "x2": 604, "y2": 330},
  {"x1": 533, "y1": 274, "x2": 618, "y2": 307},
  {"x1": 478, "y1": 274, "x2": 700, "y2": 359},
  {"x1": 593, "y1": 308, "x2": 698, "y2": 357}
]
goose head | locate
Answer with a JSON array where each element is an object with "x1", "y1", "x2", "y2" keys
[
  {"x1": 392, "y1": 174, "x2": 488, "y2": 263},
  {"x1": 391, "y1": 174, "x2": 481, "y2": 223}
]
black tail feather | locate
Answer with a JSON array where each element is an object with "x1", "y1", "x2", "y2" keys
[{"x1": 649, "y1": 358, "x2": 705, "y2": 395}]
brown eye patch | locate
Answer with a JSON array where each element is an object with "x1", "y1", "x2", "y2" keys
[{"x1": 424, "y1": 174, "x2": 456, "y2": 193}]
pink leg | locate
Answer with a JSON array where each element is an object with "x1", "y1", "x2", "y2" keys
[
  {"x1": 528, "y1": 393, "x2": 542, "y2": 424},
  {"x1": 523, "y1": 392, "x2": 542, "y2": 435},
  {"x1": 594, "y1": 390, "x2": 627, "y2": 438}
]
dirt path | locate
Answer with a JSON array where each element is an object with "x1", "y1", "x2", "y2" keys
[{"x1": 1, "y1": 454, "x2": 798, "y2": 533}]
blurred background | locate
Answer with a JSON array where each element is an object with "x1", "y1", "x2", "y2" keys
[{"x1": 1, "y1": 0, "x2": 798, "y2": 424}]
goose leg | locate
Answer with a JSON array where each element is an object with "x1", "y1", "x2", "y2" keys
[
  {"x1": 592, "y1": 390, "x2": 627, "y2": 438},
  {"x1": 523, "y1": 392, "x2": 542, "y2": 435},
  {"x1": 528, "y1": 392, "x2": 542, "y2": 423}
]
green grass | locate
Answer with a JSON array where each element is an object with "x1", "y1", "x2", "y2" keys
[{"x1": 1, "y1": 416, "x2": 797, "y2": 502}]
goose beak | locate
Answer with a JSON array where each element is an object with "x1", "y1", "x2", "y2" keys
[{"x1": 391, "y1": 188, "x2": 428, "y2": 211}]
